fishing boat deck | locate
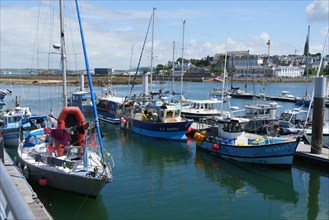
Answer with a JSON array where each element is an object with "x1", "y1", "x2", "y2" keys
[{"x1": 2, "y1": 149, "x2": 52, "y2": 219}]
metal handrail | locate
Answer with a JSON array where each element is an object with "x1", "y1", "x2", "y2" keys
[{"x1": 0, "y1": 159, "x2": 35, "y2": 219}]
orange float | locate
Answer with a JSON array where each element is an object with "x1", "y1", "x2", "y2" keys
[{"x1": 57, "y1": 107, "x2": 86, "y2": 155}]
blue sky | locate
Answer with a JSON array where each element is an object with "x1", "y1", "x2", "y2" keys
[{"x1": 0, "y1": 0, "x2": 328, "y2": 70}]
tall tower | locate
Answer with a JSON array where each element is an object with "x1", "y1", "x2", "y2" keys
[{"x1": 266, "y1": 40, "x2": 271, "y2": 66}]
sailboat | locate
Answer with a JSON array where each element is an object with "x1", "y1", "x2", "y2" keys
[
  {"x1": 16, "y1": 0, "x2": 114, "y2": 197},
  {"x1": 120, "y1": 9, "x2": 193, "y2": 141},
  {"x1": 183, "y1": 31, "x2": 230, "y2": 121}
]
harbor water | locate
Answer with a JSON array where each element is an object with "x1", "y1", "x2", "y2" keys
[{"x1": 2, "y1": 80, "x2": 329, "y2": 220}]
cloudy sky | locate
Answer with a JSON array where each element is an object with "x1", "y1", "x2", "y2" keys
[{"x1": 0, "y1": 0, "x2": 328, "y2": 71}]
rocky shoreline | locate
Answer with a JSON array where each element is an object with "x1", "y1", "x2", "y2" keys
[{"x1": 0, "y1": 74, "x2": 317, "y2": 86}]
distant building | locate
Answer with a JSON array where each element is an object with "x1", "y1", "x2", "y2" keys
[
  {"x1": 112, "y1": 69, "x2": 127, "y2": 75},
  {"x1": 94, "y1": 68, "x2": 113, "y2": 75},
  {"x1": 227, "y1": 51, "x2": 263, "y2": 70},
  {"x1": 273, "y1": 65, "x2": 303, "y2": 78},
  {"x1": 177, "y1": 59, "x2": 191, "y2": 71},
  {"x1": 235, "y1": 65, "x2": 273, "y2": 77}
]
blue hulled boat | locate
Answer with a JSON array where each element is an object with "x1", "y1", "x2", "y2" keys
[
  {"x1": 195, "y1": 116, "x2": 300, "y2": 166},
  {"x1": 97, "y1": 88, "x2": 125, "y2": 124},
  {"x1": 120, "y1": 95, "x2": 193, "y2": 141}
]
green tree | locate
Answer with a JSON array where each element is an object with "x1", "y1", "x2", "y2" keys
[{"x1": 321, "y1": 64, "x2": 329, "y2": 76}]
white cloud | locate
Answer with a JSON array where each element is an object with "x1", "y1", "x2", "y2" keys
[
  {"x1": 1, "y1": 1, "x2": 326, "y2": 70},
  {"x1": 306, "y1": 0, "x2": 329, "y2": 22}
]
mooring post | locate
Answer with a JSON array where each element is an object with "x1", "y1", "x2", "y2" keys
[{"x1": 311, "y1": 76, "x2": 326, "y2": 154}]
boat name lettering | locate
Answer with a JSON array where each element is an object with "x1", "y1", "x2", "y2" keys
[
  {"x1": 265, "y1": 145, "x2": 289, "y2": 152},
  {"x1": 159, "y1": 127, "x2": 179, "y2": 131}
]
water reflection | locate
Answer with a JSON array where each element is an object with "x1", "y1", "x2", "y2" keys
[
  {"x1": 292, "y1": 160, "x2": 328, "y2": 220},
  {"x1": 29, "y1": 181, "x2": 108, "y2": 220},
  {"x1": 308, "y1": 173, "x2": 320, "y2": 220},
  {"x1": 117, "y1": 128, "x2": 193, "y2": 167},
  {"x1": 194, "y1": 148, "x2": 299, "y2": 204}
]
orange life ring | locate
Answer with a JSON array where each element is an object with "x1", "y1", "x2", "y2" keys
[{"x1": 170, "y1": 118, "x2": 177, "y2": 122}]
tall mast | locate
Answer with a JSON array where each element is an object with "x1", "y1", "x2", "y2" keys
[
  {"x1": 304, "y1": 25, "x2": 310, "y2": 96},
  {"x1": 75, "y1": 0, "x2": 105, "y2": 160},
  {"x1": 172, "y1": 41, "x2": 175, "y2": 93},
  {"x1": 59, "y1": 0, "x2": 67, "y2": 107},
  {"x1": 180, "y1": 20, "x2": 186, "y2": 102},
  {"x1": 128, "y1": 43, "x2": 134, "y2": 87},
  {"x1": 221, "y1": 51, "x2": 227, "y2": 110},
  {"x1": 150, "y1": 8, "x2": 156, "y2": 94}
]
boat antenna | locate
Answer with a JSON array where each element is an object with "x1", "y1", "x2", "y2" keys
[{"x1": 75, "y1": 0, "x2": 105, "y2": 160}]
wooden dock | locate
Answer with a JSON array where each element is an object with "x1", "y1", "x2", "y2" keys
[
  {"x1": 294, "y1": 141, "x2": 329, "y2": 166},
  {"x1": 2, "y1": 149, "x2": 53, "y2": 219}
]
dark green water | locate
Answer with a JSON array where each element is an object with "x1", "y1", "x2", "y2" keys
[{"x1": 2, "y1": 82, "x2": 329, "y2": 220}]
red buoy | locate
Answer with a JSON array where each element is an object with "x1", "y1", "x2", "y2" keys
[
  {"x1": 39, "y1": 177, "x2": 48, "y2": 186},
  {"x1": 211, "y1": 144, "x2": 220, "y2": 150}
]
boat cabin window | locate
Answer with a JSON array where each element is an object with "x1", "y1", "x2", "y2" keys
[
  {"x1": 81, "y1": 98, "x2": 90, "y2": 105},
  {"x1": 222, "y1": 121, "x2": 245, "y2": 132},
  {"x1": 258, "y1": 109, "x2": 270, "y2": 115},
  {"x1": 97, "y1": 100, "x2": 107, "y2": 109},
  {"x1": 192, "y1": 103, "x2": 200, "y2": 109},
  {"x1": 245, "y1": 109, "x2": 254, "y2": 115},
  {"x1": 279, "y1": 113, "x2": 291, "y2": 121},
  {"x1": 166, "y1": 110, "x2": 173, "y2": 118},
  {"x1": 7, "y1": 116, "x2": 22, "y2": 124}
]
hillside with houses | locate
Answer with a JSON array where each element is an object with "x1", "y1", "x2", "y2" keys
[{"x1": 1, "y1": 51, "x2": 329, "y2": 80}]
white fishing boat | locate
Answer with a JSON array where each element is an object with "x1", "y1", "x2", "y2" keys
[
  {"x1": 181, "y1": 98, "x2": 229, "y2": 121},
  {"x1": 280, "y1": 91, "x2": 295, "y2": 99},
  {"x1": 16, "y1": 0, "x2": 114, "y2": 197},
  {"x1": 234, "y1": 101, "x2": 281, "y2": 134}
]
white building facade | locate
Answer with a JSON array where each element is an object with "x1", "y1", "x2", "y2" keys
[{"x1": 273, "y1": 65, "x2": 304, "y2": 78}]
